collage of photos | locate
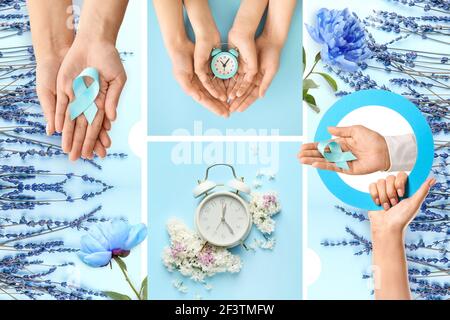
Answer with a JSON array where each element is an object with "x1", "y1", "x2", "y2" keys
[{"x1": 0, "y1": 0, "x2": 448, "y2": 308}]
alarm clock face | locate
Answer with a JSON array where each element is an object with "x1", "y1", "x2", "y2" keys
[
  {"x1": 211, "y1": 52, "x2": 239, "y2": 80},
  {"x1": 196, "y1": 192, "x2": 251, "y2": 248}
]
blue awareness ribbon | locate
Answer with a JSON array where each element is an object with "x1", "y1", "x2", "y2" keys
[
  {"x1": 317, "y1": 140, "x2": 357, "y2": 170},
  {"x1": 69, "y1": 67, "x2": 100, "y2": 125}
]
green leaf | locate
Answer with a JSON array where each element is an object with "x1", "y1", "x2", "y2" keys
[
  {"x1": 304, "y1": 94, "x2": 320, "y2": 113},
  {"x1": 316, "y1": 72, "x2": 338, "y2": 92},
  {"x1": 139, "y1": 276, "x2": 148, "y2": 300},
  {"x1": 303, "y1": 79, "x2": 319, "y2": 91},
  {"x1": 114, "y1": 256, "x2": 127, "y2": 272},
  {"x1": 103, "y1": 291, "x2": 132, "y2": 300},
  {"x1": 302, "y1": 47, "x2": 306, "y2": 74},
  {"x1": 314, "y1": 52, "x2": 321, "y2": 63}
]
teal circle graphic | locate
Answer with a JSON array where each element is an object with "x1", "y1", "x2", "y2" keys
[{"x1": 314, "y1": 89, "x2": 434, "y2": 211}]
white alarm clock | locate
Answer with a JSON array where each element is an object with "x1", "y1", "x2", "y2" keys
[{"x1": 193, "y1": 164, "x2": 252, "y2": 248}]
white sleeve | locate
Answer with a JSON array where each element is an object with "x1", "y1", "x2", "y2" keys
[{"x1": 384, "y1": 134, "x2": 417, "y2": 172}]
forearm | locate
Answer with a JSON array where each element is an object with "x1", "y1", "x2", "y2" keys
[
  {"x1": 153, "y1": 0, "x2": 187, "y2": 55},
  {"x1": 372, "y1": 230, "x2": 411, "y2": 300},
  {"x1": 184, "y1": 0, "x2": 220, "y2": 41},
  {"x1": 77, "y1": 0, "x2": 128, "y2": 44},
  {"x1": 26, "y1": 0, "x2": 74, "y2": 61},
  {"x1": 262, "y1": 0, "x2": 297, "y2": 47},
  {"x1": 230, "y1": 0, "x2": 269, "y2": 37}
]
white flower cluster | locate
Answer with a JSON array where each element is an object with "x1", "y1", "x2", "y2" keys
[
  {"x1": 162, "y1": 219, "x2": 242, "y2": 282},
  {"x1": 249, "y1": 192, "x2": 281, "y2": 235}
]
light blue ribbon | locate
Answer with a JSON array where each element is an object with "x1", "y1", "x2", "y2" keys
[
  {"x1": 69, "y1": 67, "x2": 100, "y2": 125},
  {"x1": 318, "y1": 140, "x2": 357, "y2": 170}
]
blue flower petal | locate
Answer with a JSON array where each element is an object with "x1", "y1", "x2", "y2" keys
[
  {"x1": 80, "y1": 234, "x2": 108, "y2": 254},
  {"x1": 79, "y1": 251, "x2": 112, "y2": 268},
  {"x1": 123, "y1": 223, "x2": 148, "y2": 250},
  {"x1": 104, "y1": 220, "x2": 130, "y2": 250},
  {"x1": 307, "y1": 8, "x2": 370, "y2": 72},
  {"x1": 86, "y1": 225, "x2": 111, "y2": 250}
]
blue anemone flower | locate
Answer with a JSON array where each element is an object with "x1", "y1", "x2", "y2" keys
[
  {"x1": 306, "y1": 8, "x2": 372, "y2": 72},
  {"x1": 79, "y1": 220, "x2": 147, "y2": 267}
]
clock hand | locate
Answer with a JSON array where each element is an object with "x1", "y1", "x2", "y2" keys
[
  {"x1": 223, "y1": 58, "x2": 230, "y2": 67},
  {"x1": 224, "y1": 221, "x2": 235, "y2": 235}
]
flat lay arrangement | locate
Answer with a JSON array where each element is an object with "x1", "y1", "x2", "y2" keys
[{"x1": 0, "y1": 0, "x2": 448, "y2": 310}]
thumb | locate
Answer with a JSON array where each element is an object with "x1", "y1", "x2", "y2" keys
[
  {"x1": 328, "y1": 126, "x2": 354, "y2": 138},
  {"x1": 405, "y1": 178, "x2": 436, "y2": 213},
  {"x1": 105, "y1": 73, "x2": 127, "y2": 122}
]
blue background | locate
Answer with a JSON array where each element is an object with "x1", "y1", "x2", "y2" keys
[
  {"x1": 148, "y1": 0, "x2": 302, "y2": 136},
  {"x1": 0, "y1": 1, "x2": 143, "y2": 299},
  {"x1": 148, "y1": 142, "x2": 302, "y2": 300}
]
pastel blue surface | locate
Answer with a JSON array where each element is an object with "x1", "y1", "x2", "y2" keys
[
  {"x1": 148, "y1": 0, "x2": 302, "y2": 136},
  {"x1": 148, "y1": 142, "x2": 302, "y2": 300},
  {"x1": 315, "y1": 90, "x2": 434, "y2": 211},
  {"x1": 304, "y1": 0, "x2": 446, "y2": 300},
  {"x1": 0, "y1": 1, "x2": 142, "y2": 299}
]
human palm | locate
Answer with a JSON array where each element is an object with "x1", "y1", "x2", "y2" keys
[
  {"x1": 228, "y1": 35, "x2": 281, "y2": 112},
  {"x1": 299, "y1": 125, "x2": 391, "y2": 175},
  {"x1": 193, "y1": 36, "x2": 227, "y2": 102},
  {"x1": 369, "y1": 178, "x2": 435, "y2": 234},
  {"x1": 336, "y1": 126, "x2": 390, "y2": 174},
  {"x1": 171, "y1": 40, "x2": 229, "y2": 117},
  {"x1": 227, "y1": 31, "x2": 258, "y2": 101},
  {"x1": 56, "y1": 39, "x2": 125, "y2": 160},
  {"x1": 35, "y1": 49, "x2": 110, "y2": 158}
]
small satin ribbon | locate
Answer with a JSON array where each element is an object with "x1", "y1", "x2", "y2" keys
[
  {"x1": 69, "y1": 67, "x2": 100, "y2": 125},
  {"x1": 318, "y1": 140, "x2": 357, "y2": 170}
]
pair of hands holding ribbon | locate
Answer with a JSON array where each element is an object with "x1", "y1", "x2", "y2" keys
[
  {"x1": 153, "y1": 0, "x2": 296, "y2": 117},
  {"x1": 28, "y1": 0, "x2": 128, "y2": 161},
  {"x1": 298, "y1": 124, "x2": 422, "y2": 210}
]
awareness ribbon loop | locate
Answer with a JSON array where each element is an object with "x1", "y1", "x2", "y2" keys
[
  {"x1": 69, "y1": 67, "x2": 100, "y2": 125},
  {"x1": 318, "y1": 140, "x2": 357, "y2": 170}
]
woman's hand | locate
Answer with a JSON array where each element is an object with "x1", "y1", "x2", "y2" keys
[
  {"x1": 369, "y1": 172, "x2": 408, "y2": 210},
  {"x1": 169, "y1": 39, "x2": 230, "y2": 118},
  {"x1": 368, "y1": 178, "x2": 435, "y2": 300},
  {"x1": 299, "y1": 125, "x2": 391, "y2": 175},
  {"x1": 369, "y1": 177, "x2": 436, "y2": 235},
  {"x1": 227, "y1": 29, "x2": 258, "y2": 102},
  {"x1": 193, "y1": 33, "x2": 228, "y2": 103},
  {"x1": 228, "y1": 34, "x2": 282, "y2": 112},
  {"x1": 56, "y1": 37, "x2": 126, "y2": 161}
]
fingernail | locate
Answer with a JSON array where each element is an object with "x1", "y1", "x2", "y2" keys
[
  {"x1": 390, "y1": 198, "x2": 398, "y2": 206},
  {"x1": 397, "y1": 189, "x2": 404, "y2": 197},
  {"x1": 375, "y1": 198, "x2": 380, "y2": 205},
  {"x1": 383, "y1": 203, "x2": 390, "y2": 210},
  {"x1": 429, "y1": 178, "x2": 436, "y2": 187}
]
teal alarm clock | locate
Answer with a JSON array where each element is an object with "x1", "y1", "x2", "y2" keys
[{"x1": 210, "y1": 47, "x2": 239, "y2": 80}]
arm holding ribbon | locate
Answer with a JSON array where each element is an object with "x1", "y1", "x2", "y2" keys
[
  {"x1": 299, "y1": 125, "x2": 417, "y2": 175},
  {"x1": 55, "y1": 0, "x2": 128, "y2": 161},
  {"x1": 27, "y1": 0, "x2": 112, "y2": 158}
]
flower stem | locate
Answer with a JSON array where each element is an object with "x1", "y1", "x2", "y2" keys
[
  {"x1": 114, "y1": 257, "x2": 141, "y2": 300},
  {"x1": 304, "y1": 54, "x2": 320, "y2": 80}
]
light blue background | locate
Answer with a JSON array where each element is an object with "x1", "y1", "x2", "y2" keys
[
  {"x1": 0, "y1": 1, "x2": 142, "y2": 299},
  {"x1": 304, "y1": 0, "x2": 447, "y2": 300},
  {"x1": 148, "y1": 0, "x2": 302, "y2": 136},
  {"x1": 148, "y1": 142, "x2": 302, "y2": 300}
]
